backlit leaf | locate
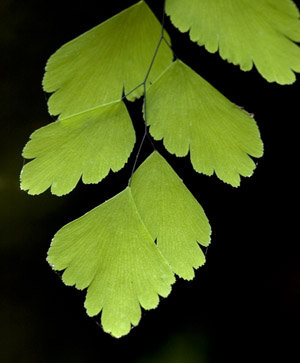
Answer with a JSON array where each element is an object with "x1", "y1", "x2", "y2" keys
[
  {"x1": 146, "y1": 60, "x2": 263, "y2": 187},
  {"x1": 165, "y1": 0, "x2": 300, "y2": 84},
  {"x1": 44, "y1": 1, "x2": 173, "y2": 119},
  {"x1": 47, "y1": 152, "x2": 211, "y2": 336},
  {"x1": 131, "y1": 152, "x2": 211, "y2": 280},
  {"x1": 21, "y1": 101, "x2": 135, "y2": 196},
  {"x1": 47, "y1": 187, "x2": 175, "y2": 338}
]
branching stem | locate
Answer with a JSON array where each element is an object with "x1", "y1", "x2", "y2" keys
[{"x1": 127, "y1": 0, "x2": 167, "y2": 186}]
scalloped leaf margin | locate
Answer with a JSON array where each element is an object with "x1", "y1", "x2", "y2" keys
[
  {"x1": 166, "y1": 0, "x2": 300, "y2": 84},
  {"x1": 47, "y1": 152, "x2": 211, "y2": 337},
  {"x1": 146, "y1": 60, "x2": 263, "y2": 187}
]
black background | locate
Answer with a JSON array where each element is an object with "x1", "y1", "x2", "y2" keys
[{"x1": 1, "y1": 1, "x2": 299, "y2": 362}]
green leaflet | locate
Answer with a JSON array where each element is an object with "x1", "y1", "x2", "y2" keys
[
  {"x1": 43, "y1": 1, "x2": 173, "y2": 119},
  {"x1": 165, "y1": 0, "x2": 300, "y2": 84},
  {"x1": 21, "y1": 101, "x2": 135, "y2": 196},
  {"x1": 47, "y1": 152, "x2": 211, "y2": 336},
  {"x1": 47, "y1": 187, "x2": 175, "y2": 338},
  {"x1": 131, "y1": 152, "x2": 211, "y2": 280},
  {"x1": 146, "y1": 60, "x2": 263, "y2": 187}
]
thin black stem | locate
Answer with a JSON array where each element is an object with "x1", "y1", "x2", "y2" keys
[
  {"x1": 143, "y1": 86, "x2": 156, "y2": 151},
  {"x1": 163, "y1": 36, "x2": 178, "y2": 61},
  {"x1": 128, "y1": 124, "x2": 148, "y2": 185},
  {"x1": 128, "y1": 0, "x2": 167, "y2": 186},
  {"x1": 122, "y1": 82, "x2": 144, "y2": 101},
  {"x1": 204, "y1": 246, "x2": 209, "y2": 257}
]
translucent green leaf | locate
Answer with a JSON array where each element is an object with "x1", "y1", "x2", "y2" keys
[
  {"x1": 131, "y1": 152, "x2": 211, "y2": 280},
  {"x1": 47, "y1": 152, "x2": 211, "y2": 336},
  {"x1": 20, "y1": 101, "x2": 135, "y2": 196},
  {"x1": 165, "y1": 0, "x2": 300, "y2": 84},
  {"x1": 146, "y1": 60, "x2": 263, "y2": 187},
  {"x1": 47, "y1": 188, "x2": 175, "y2": 338},
  {"x1": 44, "y1": 1, "x2": 173, "y2": 119}
]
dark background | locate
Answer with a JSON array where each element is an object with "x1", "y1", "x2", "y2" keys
[{"x1": 1, "y1": 0, "x2": 299, "y2": 362}]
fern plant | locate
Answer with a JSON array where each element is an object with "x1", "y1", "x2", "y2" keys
[{"x1": 20, "y1": 0, "x2": 300, "y2": 338}]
